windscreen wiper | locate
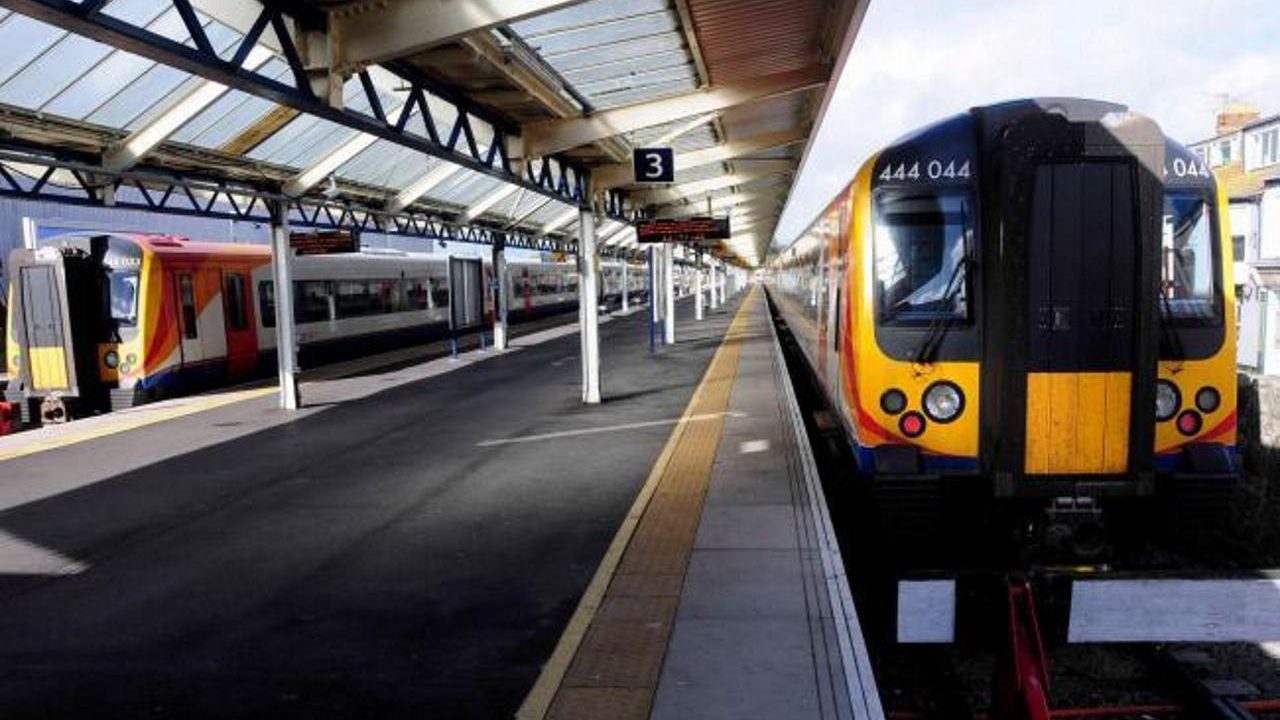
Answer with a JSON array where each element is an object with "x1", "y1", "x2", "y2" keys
[{"x1": 911, "y1": 254, "x2": 974, "y2": 365}]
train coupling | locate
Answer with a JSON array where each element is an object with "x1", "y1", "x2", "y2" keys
[
  {"x1": 40, "y1": 395, "x2": 70, "y2": 424},
  {"x1": 1041, "y1": 496, "x2": 1106, "y2": 560}
]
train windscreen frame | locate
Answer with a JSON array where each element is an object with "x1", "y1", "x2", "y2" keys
[
  {"x1": 872, "y1": 190, "x2": 975, "y2": 327},
  {"x1": 1158, "y1": 189, "x2": 1225, "y2": 360}
]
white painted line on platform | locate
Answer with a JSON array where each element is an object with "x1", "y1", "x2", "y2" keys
[
  {"x1": 0, "y1": 530, "x2": 88, "y2": 575},
  {"x1": 475, "y1": 411, "x2": 747, "y2": 448},
  {"x1": 738, "y1": 439, "x2": 770, "y2": 454}
]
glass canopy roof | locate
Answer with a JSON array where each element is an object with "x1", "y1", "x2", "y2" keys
[{"x1": 0, "y1": 0, "x2": 743, "y2": 253}]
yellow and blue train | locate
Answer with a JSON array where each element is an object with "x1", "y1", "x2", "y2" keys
[{"x1": 769, "y1": 98, "x2": 1237, "y2": 553}]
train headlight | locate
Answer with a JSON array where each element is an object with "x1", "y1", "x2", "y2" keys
[
  {"x1": 1155, "y1": 380, "x2": 1180, "y2": 422},
  {"x1": 103, "y1": 351, "x2": 120, "y2": 369},
  {"x1": 922, "y1": 381, "x2": 964, "y2": 423}
]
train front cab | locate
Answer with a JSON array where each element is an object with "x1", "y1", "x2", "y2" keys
[
  {"x1": 5, "y1": 235, "x2": 136, "y2": 421},
  {"x1": 845, "y1": 99, "x2": 1238, "y2": 542}
]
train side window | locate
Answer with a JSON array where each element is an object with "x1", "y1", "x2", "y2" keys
[
  {"x1": 223, "y1": 273, "x2": 248, "y2": 330},
  {"x1": 334, "y1": 280, "x2": 374, "y2": 319},
  {"x1": 259, "y1": 281, "x2": 276, "y2": 328},
  {"x1": 431, "y1": 273, "x2": 450, "y2": 307},
  {"x1": 296, "y1": 281, "x2": 333, "y2": 323},
  {"x1": 178, "y1": 274, "x2": 198, "y2": 339},
  {"x1": 408, "y1": 278, "x2": 434, "y2": 309},
  {"x1": 834, "y1": 285, "x2": 842, "y2": 350}
]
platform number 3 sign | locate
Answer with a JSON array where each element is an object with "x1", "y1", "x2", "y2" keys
[{"x1": 633, "y1": 148, "x2": 675, "y2": 183}]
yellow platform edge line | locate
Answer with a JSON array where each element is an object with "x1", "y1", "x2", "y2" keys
[
  {"x1": 0, "y1": 387, "x2": 277, "y2": 463},
  {"x1": 515, "y1": 287, "x2": 758, "y2": 720}
]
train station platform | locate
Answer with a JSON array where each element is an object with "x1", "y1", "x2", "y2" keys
[
  {"x1": 526, "y1": 286, "x2": 879, "y2": 720},
  {"x1": 0, "y1": 286, "x2": 877, "y2": 719}
]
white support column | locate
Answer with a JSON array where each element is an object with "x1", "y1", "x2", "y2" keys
[
  {"x1": 621, "y1": 260, "x2": 629, "y2": 313},
  {"x1": 649, "y1": 246, "x2": 660, "y2": 348},
  {"x1": 269, "y1": 202, "x2": 300, "y2": 410},
  {"x1": 578, "y1": 207, "x2": 601, "y2": 404},
  {"x1": 710, "y1": 260, "x2": 721, "y2": 310},
  {"x1": 695, "y1": 251, "x2": 705, "y2": 321},
  {"x1": 492, "y1": 241, "x2": 509, "y2": 350},
  {"x1": 663, "y1": 245, "x2": 676, "y2": 345}
]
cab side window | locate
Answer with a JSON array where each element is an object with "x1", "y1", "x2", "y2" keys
[
  {"x1": 259, "y1": 281, "x2": 276, "y2": 328},
  {"x1": 223, "y1": 273, "x2": 248, "y2": 330}
]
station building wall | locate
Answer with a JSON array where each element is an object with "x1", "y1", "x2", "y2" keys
[{"x1": 1237, "y1": 183, "x2": 1280, "y2": 374}]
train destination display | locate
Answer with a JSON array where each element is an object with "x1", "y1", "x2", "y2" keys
[
  {"x1": 289, "y1": 229, "x2": 360, "y2": 255},
  {"x1": 635, "y1": 216, "x2": 731, "y2": 243}
]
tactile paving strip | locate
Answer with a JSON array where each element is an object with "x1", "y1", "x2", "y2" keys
[{"x1": 544, "y1": 289, "x2": 758, "y2": 720}]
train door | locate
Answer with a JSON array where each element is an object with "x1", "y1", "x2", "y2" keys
[
  {"x1": 15, "y1": 258, "x2": 78, "y2": 395},
  {"x1": 221, "y1": 270, "x2": 256, "y2": 375},
  {"x1": 827, "y1": 205, "x2": 849, "y2": 398},
  {"x1": 9, "y1": 244, "x2": 113, "y2": 414},
  {"x1": 981, "y1": 104, "x2": 1162, "y2": 483},
  {"x1": 1024, "y1": 163, "x2": 1138, "y2": 474},
  {"x1": 173, "y1": 269, "x2": 228, "y2": 369},
  {"x1": 448, "y1": 257, "x2": 484, "y2": 331}
]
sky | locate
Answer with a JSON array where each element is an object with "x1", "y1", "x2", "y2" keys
[{"x1": 773, "y1": 0, "x2": 1280, "y2": 247}]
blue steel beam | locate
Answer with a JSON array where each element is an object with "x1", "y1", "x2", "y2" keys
[{"x1": 0, "y1": 141, "x2": 577, "y2": 253}]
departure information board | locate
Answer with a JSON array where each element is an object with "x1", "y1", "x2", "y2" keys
[
  {"x1": 635, "y1": 217, "x2": 730, "y2": 243},
  {"x1": 290, "y1": 229, "x2": 359, "y2": 255}
]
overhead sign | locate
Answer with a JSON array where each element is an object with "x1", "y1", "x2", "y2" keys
[
  {"x1": 633, "y1": 147, "x2": 674, "y2": 183},
  {"x1": 636, "y1": 216, "x2": 731, "y2": 244},
  {"x1": 290, "y1": 228, "x2": 359, "y2": 255}
]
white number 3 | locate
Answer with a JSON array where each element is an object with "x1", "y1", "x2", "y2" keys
[{"x1": 645, "y1": 153, "x2": 664, "y2": 179}]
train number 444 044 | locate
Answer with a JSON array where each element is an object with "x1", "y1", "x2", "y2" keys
[{"x1": 880, "y1": 159, "x2": 971, "y2": 182}]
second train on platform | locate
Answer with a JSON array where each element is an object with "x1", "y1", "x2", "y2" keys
[{"x1": 5, "y1": 233, "x2": 647, "y2": 420}]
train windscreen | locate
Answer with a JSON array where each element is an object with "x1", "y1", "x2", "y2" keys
[
  {"x1": 107, "y1": 269, "x2": 138, "y2": 326},
  {"x1": 1159, "y1": 191, "x2": 1222, "y2": 328},
  {"x1": 873, "y1": 191, "x2": 974, "y2": 325}
]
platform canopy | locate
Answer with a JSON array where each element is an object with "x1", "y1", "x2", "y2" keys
[{"x1": 0, "y1": 0, "x2": 866, "y2": 264}]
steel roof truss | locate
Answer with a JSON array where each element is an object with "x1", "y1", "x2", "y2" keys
[
  {"x1": 1, "y1": 0, "x2": 593, "y2": 209},
  {"x1": 519, "y1": 65, "x2": 827, "y2": 157},
  {"x1": 0, "y1": 141, "x2": 577, "y2": 253}
]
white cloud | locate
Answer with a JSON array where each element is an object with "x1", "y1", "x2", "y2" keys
[{"x1": 775, "y1": 0, "x2": 1280, "y2": 247}]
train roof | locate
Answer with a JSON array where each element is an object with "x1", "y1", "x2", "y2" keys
[
  {"x1": 43, "y1": 232, "x2": 641, "y2": 270},
  {"x1": 127, "y1": 233, "x2": 271, "y2": 259},
  {"x1": 776, "y1": 98, "x2": 1215, "y2": 262},
  {"x1": 873, "y1": 98, "x2": 1217, "y2": 193}
]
